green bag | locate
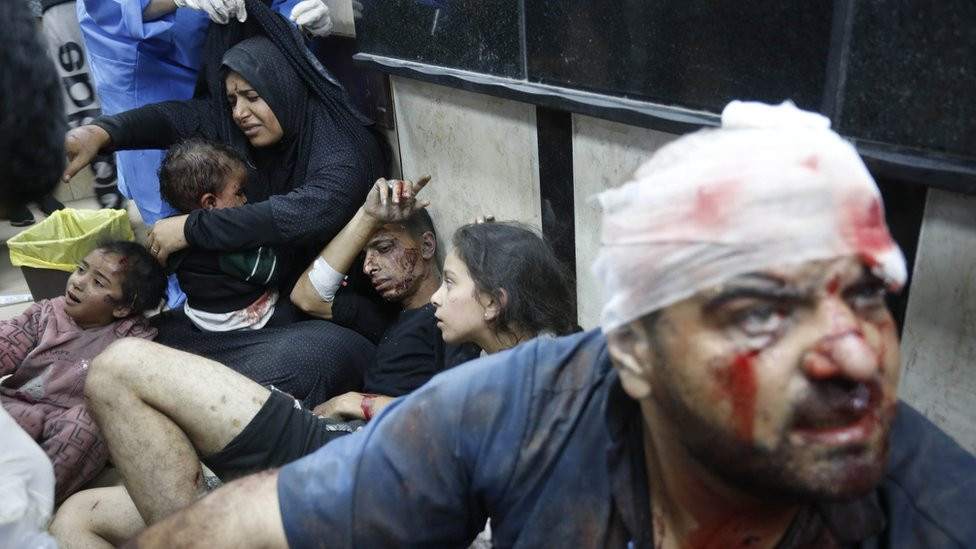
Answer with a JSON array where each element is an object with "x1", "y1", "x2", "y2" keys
[{"x1": 8, "y1": 208, "x2": 135, "y2": 272}]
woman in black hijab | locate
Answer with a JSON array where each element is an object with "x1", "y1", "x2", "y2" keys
[{"x1": 62, "y1": 3, "x2": 388, "y2": 405}]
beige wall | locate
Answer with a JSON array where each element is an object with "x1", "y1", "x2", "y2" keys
[
  {"x1": 899, "y1": 189, "x2": 976, "y2": 453},
  {"x1": 391, "y1": 77, "x2": 541, "y2": 261},
  {"x1": 571, "y1": 114, "x2": 677, "y2": 329}
]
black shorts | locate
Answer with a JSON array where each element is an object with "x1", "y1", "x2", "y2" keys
[{"x1": 201, "y1": 390, "x2": 358, "y2": 480}]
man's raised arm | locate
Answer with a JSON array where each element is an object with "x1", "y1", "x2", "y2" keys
[{"x1": 290, "y1": 176, "x2": 430, "y2": 319}]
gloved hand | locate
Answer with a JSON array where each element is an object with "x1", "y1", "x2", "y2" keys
[
  {"x1": 173, "y1": 0, "x2": 246, "y2": 24},
  {"x1": 290, "y1": 0, "x2": 333, "y2": 37}
]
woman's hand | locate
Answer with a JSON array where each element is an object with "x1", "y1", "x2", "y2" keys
[
  {"x1": 363, "y1": 175, "x2": 431, "y2": 225},
  {"x1": 63, "y1": 125, "x2": 111, "y2": 183},
  {"x1": 147, "y1": 215, "x2": 189, "y2": 265}
]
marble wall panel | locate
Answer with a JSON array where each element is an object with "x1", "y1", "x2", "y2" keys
[
  {"x1": 571, "y1": 114, "x2": 678, "y2": 330},
  {"x1": 391, "y1": 76, "x2": 541, "y2": 261},
  {"x1": 899, "y1": 189, "x2": 976, "y2": 454}
]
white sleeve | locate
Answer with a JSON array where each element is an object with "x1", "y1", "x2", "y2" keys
[{"x1": 0, "y1": 406, "x2": 55, "y2": 545}]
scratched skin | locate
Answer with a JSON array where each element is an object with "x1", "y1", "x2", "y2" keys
[{"x1": 363, "y1": 226, "x2": 430, "y2": 304}]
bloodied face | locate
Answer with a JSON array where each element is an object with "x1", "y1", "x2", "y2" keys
[
  {"x1": 363, "y1": 225, "x2": 428, "y2": 304},
  {"x1": 625, "y1": 256, "x2": 900, "y2": 500},
  {"x1": 63, "y1": 249, "x2": 132, "y2": 329}
]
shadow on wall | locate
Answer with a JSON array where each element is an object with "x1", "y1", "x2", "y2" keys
[{"x1": 876, "y1": 176, "x2": 927, "y2": 335}]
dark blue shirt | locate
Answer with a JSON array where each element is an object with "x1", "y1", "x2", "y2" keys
[{"x1": 277, "y1": 329, "x2": 976, "y2": 547}]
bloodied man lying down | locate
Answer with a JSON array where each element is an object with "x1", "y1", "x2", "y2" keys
[{"x1": 127, "y1": 101, "x2": 976, "y2": 548}]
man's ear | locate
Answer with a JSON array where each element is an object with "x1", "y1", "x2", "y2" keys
[
  {"x1": 112, "y1": 304, "x2": 133, "y2": 319},
  {"x1": 607, "y1": 321, "x2": 656, "y2": 400},
  {"x1": 482, "y1": 288, "x2": 508, "y2": 322},
  {"x1": 199, "y1": 192, "x2": 218, "y2": 211},
  {"x1": 420, "y1": 231, "x2": 436, "y2": 260}
]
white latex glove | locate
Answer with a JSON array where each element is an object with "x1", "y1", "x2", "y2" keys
[
  {"x1": 174, "y1": 0, "x2": 246, "y2": 24},
  {"x1": 352, "y1": 0, "x2": 363, "y2": 19},
  {"x1": 290, "y1": 0, "x2": 333, "y2": 37}
]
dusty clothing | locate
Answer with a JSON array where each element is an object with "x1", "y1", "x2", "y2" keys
[
  {"x1": 0, "y1": 298, "x2": 155, "y2": 502},
  {"x1": 277, "y1": 330, "x2": 976, "y2": 547}
]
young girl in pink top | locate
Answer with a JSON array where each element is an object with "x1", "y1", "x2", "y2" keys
[{"x1": 0, "y1": 239, "x2": 166, "y2": 503}]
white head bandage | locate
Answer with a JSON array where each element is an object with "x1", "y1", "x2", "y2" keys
[{"x1": 594, "y1": 100, "x2": 906, "y2": 332}]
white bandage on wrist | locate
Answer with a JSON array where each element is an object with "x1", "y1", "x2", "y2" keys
[{"x1": 307, "y1": 257, "x2": 346, "y2": 302}]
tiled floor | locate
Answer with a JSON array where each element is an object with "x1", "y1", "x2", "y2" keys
[{"x1": 0, "y1": 198, "x2": 148, "y2": 321}]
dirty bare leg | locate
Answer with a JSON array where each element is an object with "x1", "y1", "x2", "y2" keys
[
  {"x1": 50, "y1": 486, "x2": 145, "y2": 549},
  {"x1": 85, "y1": 338, "x2": 271, "y2": 524},
  {"x1": 132, "y1": 469, "x2": 287, "y2": 548}
]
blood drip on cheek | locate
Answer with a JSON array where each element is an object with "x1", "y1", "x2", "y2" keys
[{"x1": 723, "y1": 350, "x2": 760, "y2": 441}]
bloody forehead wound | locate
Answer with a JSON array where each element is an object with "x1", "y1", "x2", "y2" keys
[{"x1": 593, "y1": 100, "x2": 906, "y2": 332}]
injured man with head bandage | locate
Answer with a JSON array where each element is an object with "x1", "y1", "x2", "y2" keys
[{"x1": 125, "y1": 101, "x2": 976, "y2": 548}]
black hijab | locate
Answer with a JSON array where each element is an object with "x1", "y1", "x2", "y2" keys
[
  {"x1": 221, "y1": 36, "x2": 307, "y2": 142},
  {"x1": 195, "y1": 0, "x2": 381, "y2": 202},
  {"x1": 220, "y1": 36, "x2": 308, "y2": 200}
]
